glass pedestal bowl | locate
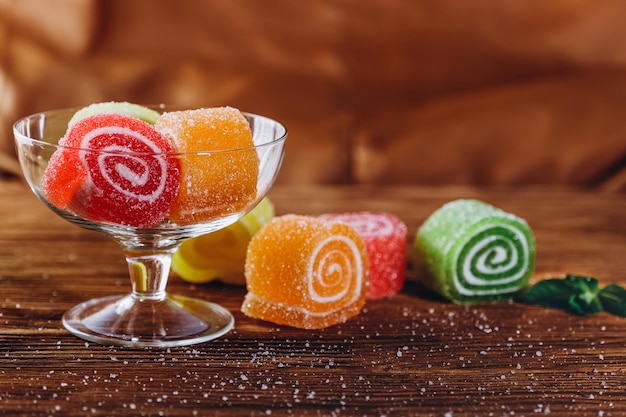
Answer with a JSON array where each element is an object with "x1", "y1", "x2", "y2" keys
[{"x1": 13, "y1": 107, "x2": 286, "y2": 347}]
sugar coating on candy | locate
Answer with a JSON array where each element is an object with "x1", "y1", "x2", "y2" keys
[
  {"x1": 242, "y1": 214, "x2": 369, "y2": 329},
  {"x1": 155, "y1": 107, "x2": 259, "y2": 225},
  {"x1": 41, "y1": 143, "x2": 87, "y2": 210},
  {"x1": 68, "y1": 102, "x2": 161, "y2": 127},
  {"x1": 42, "y1": 113, "x2": 181, "y2": 227},
  {"x1": 320, "y1": 212, "x2": 407, "y2": 299},
  {"x1": 414, "y1": 199, "x2": 536, "y2": 304}
]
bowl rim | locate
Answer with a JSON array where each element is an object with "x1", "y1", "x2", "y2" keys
[{"x1": 13, "y1": 106, "x2": 287, "y2": 155}]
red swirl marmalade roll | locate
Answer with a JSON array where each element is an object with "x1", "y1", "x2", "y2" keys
[{"x1": 42, "y1": 113, "x2": 181, "y2": 227}]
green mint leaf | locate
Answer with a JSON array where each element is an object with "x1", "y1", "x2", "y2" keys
[
  {"x1": 564, "y1": 274, "x2": 600, "y2": 293},
  {"x1": 565, "y1": 275, "x2": 603, "y2": 315},
  {"x1": 568, "y1": 293, "x2": 603, "y2": 315},
  {"x1": 599, "y1": 283, "x2": 626, "y2": 317},
  {"x1": 519, "y1": 278, "x2": 576, "y2": 310},
  {"x1": 519, "y1": 274, "x2": 602, "y2": 316}
]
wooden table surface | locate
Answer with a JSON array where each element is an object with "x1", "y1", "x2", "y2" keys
[{"x1": 1, "y1": 179, "x2": 625, "y2": 416}]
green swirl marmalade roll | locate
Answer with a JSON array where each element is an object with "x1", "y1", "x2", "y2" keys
[{"x1": 414, "y1": 199, "x2": 535, "y2": 304}]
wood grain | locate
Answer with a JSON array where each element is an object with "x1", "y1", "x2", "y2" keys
[{"x1": 1, "y1": 179, "x2": 625, "y2": 416}]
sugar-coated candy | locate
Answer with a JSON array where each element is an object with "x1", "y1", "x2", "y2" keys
[
  {"x1": 172, "y1": 197, "x2": 275, "y2": 285},
  {"x1": 68, "y1": 102, "x2": 161, "y2": 127},
  {"x1": 42, "y1": 113, "x2": 181, "y2": 227},
  {"x1": 41, "y1": 146, "x2": 88, "y2": 210},
  {"x1": 413, "y1": 199, "x2": 536, "y2": 304},
  {"x1": 155, "y1": 107, "x2": 259, "y2": 225},
  {"x1": 320, "y1": 212, "x2": 407, "y2": 299},
  {"x1": 242, "y1": 215, "x2": 369, "y2": 329}
]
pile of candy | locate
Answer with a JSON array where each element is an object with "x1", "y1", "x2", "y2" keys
[
  {"x1": 42, "y1": 102, "x2": 258, "y2": 228},
  {"x1": 235, "y1": 201, "x2": 534, "y2": 329},
  {"x1": 44, "y1": 101, "x2": 537, "y2": 330},
  {"x1": 240, "y1": 212, "x2": 411, "y2": 329}
]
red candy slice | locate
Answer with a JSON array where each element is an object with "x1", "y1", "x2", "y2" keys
[
  {"x1": 320, "y1": 212, "x2": 407, "y2": 299},
  {"x1": 42, "y1": 142, "x2": 88, "y2": 210},
  {"x1": 43, "y1": 113, "x2": 181, "y2": 227}
]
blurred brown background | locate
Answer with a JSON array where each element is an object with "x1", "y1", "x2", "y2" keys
[{"x1": 1, "y1": 0, "x2": 625, "y2": 190}]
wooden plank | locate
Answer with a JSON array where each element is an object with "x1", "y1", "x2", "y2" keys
[{"x1": 1, "y1": 179, "x2": 625, "y2": 416}]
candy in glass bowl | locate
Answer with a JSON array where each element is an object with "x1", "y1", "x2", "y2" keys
[{"x1": 13, "y1": 103, "x2": 287, "y2": 347}]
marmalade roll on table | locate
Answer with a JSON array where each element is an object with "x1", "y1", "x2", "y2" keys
[
  {"x1": 242, "y1": 215, "x2": 369, "y2": 329},
  {"x1": 155, "y1": 107, "x2": 259, "y2": 225},
  {"x1": 413, "y1": 199, "x2": 535, "y2": 304}
]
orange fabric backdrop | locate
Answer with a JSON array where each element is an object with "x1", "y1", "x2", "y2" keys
[{"x1": 1, "y1": 0, "x2": 625, "y2": 189}]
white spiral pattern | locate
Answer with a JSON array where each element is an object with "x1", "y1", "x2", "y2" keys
[
  {"x1": 79, "y1": 126, "x2": 170, "y2": 202},
  {"x1": 453, "y1": 223, "x2": 530, "y2": 296},
  {"x1": 307, "y1": 235, "x2": 364, "y2": 308}
]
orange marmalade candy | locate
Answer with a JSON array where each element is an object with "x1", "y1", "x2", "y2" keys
[
  {"x1": 242, "y1": 215, "x2": 369, "y2": 329},
  {"x1": 155, "y1": 107, "x2": 259, "y2": 225}
]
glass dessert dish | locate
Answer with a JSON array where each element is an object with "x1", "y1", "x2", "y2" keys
[{"x1": 13, "y1": 106, "x2": 287, "y2": 348}]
